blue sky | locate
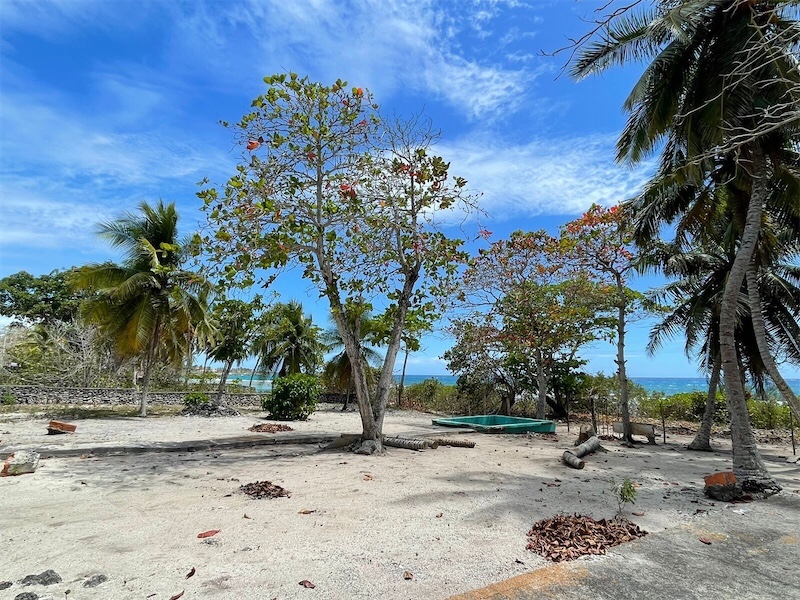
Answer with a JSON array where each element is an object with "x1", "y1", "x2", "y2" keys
[{"x1": 1, "y1": 0, "x2": 796, "y2": 379}]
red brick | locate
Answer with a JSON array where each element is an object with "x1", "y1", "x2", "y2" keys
[
  {"x1": 704, "y1": 471, "x2": 737, "y2": 487},
  {"x1": 48, "y1": 420, "x2": 77, "y2": 433}
]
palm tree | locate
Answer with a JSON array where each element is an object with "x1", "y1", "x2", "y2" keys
[
  {"x1": 574, "y1": 0, "x2": 799, "y2": 491},
  {"x1": 647, "y1": 220, "x2": 800, "y2": 450},
  {"x1": 73, "y1": 200, "x2": 210, "y2": 416},
  {"x1": 321, "y1": 309, "x2": 382, "y2": 411},
  {"x1": 252, "y1": 301, "x2": 323, "y2": 379},
  {"x1": 207, "y1": 297, "x2": 259, "y2": 405}
]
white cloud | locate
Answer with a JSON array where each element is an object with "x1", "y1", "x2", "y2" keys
[
  {"x1": 160, "y1": 0, "x2": 539, "y2": 120},
  {"x1": 438, "y1": 133, "x2": 655, "y2": 218},
  {"x1": 0, "y1": 86, "x2": 232, "y2": 189}
]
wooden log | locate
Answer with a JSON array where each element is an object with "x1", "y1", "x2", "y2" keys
[
  {"x1": 383, "y1": 436, "x2": 428, "y2": 451},
  {"x1": 562, "y1": 450, "x2": 585, "y2": 469},
  {"x1": 433, "y1": 438, "x2": 476, "y2": 448},
  {"x1": 562, "y1": 436, "x2": 601, "y2": 469},
  {"x1": 574, "y1": 436, "x2": 601, "y2": 458}
]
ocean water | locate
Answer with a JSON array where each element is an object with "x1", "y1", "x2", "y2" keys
[{"x1": 227, "y1": 373, "x2": 800, "y2": 395}]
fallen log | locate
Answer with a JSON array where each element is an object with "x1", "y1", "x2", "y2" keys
[
  {"x1": 383, "y1": 436, "x2": 428, "y2": 451},
  {"x1": 562, "y1": 451, "x2": 585, "y2": 469},
  {"x1": 562, "y1": 436, "x2": 601, "y2": 469},
  {"x1": 433, "y1": 438, "x2": 476, "y2": 448}
]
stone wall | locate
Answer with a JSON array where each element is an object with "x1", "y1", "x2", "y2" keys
[{"x1": 1, "y1": 386, "x2": 262, "y2": 407}]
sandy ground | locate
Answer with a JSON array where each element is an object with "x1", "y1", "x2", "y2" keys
[{"x1": 1, "y1": 405, "x2": 798, "y2": 600}]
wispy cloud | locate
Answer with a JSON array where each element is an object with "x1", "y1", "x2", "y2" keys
[
  {"x1": 438, "y1": 133, "x2": 655, "y2": 218},
  {"x1": 160, "y1": 0, "x2": 542, "y2": 120}
]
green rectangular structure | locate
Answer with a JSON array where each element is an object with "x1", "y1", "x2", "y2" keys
[{"x1": 431, "y1": 415, "x2": 556, "y2": 433}]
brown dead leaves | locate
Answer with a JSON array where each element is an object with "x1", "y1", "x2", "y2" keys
[
  {"x1": 240, "y1": 481, "x2": 291, "y2": 499},
  {"x1": 248, "y1": 423, "x2": 294, "y2": 433},
  {"x1": 526, "y1": 514, "x2": 647, "y2": 562}
]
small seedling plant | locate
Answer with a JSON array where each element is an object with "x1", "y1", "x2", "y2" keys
[{"x1": 611, "y1": 477, "x2": 638, "y2": 516}]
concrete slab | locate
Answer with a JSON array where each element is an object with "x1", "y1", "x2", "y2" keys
[{"x1": 450, "y1": 493, "x2": 800, "y2": 600}]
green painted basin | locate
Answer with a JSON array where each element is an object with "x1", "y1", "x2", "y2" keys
[{"x1": 431, "y1": 415, "x2": 556, "y2": 433}]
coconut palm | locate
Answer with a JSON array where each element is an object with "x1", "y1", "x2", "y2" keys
[
  {"x1": 207, "y1": 297, "x2": 260, "y2": 405},
  {"x1": 252, "y1": 301, "x2": 323, "y2": 379},
  {"x1": 574, "y1": 0, "x2": 800, "y2": 491},
  {"x1": 73, "y1": 200, "x2": 210, "y2": 416},
  {"x1": 321, "y1": 309, "x2": 382, "y2": 411},
  {"x1": 647, "y1": 220, "x2": 800, "y2": 450}
]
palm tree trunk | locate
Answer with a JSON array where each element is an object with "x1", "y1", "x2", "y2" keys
[
  {"x1": 718, "y1": 148, "x2": 777, "y2": 492},
  {"x1": 248, "y1": 357, "x2": 260, "y2": 387},
  {"x1": 688, "y1": 351, "x2": 721, "y2": 451},
  {"x1": 746, "y1": 265, "x2": 800, "y2": 420},
  {"x1": 139, "y1": 318, "x2": 161, "y2": 418},
  {"x1": 616, "y1": 284, "x2": 633, "y2": 445}
]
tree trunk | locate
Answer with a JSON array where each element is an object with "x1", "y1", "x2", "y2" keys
[
  {"x1": 688, "y1": 352, "x2": 721, "y2": 451},
  {"x1": 536, "y1": 347, "x2": 547, "y2": 419},
  {"x1": 341, "y1": 386, "x2": 351, "y2": 411},
  {"x1": 718, "y1": 147, "x2": 777, "y2": 493},
  {"x1": 214, "y1": 359, "x2": 234, "y2": 406},
  {"x1": 615, "y1": 285, "x2": 633, "y2": 445},
  {"x1": 397, "y1": 345, "x2": 410, "y2": 408},
  {"x1": 746, "y1": 265, "x2": 800, "y2": 420},
  {"x1": 139, "y1": 319, "x2": 161, "y2": 418},
  {"x1": 562, "y1": 436, "x2": 601, "y2": 469},
  {"x1": 500, "y1": 393, "x2": 512, "y2": 416},
  {"x1": 590, "y1": 395, "x2": 598, "y2": 433},
  {"x1": 248, "y1": 358, "x2": 260, "y2": 388}
]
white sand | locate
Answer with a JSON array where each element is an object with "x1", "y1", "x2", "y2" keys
[{"x1": 1, "y1": 406, "x2": 798, "y2": 600}]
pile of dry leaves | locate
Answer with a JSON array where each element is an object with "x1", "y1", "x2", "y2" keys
[
  {"x1": 240, "y1": 481, "x2": 291, "y2": 499},
  {"x1": 526, "y1": 514, "x2": 647, "y2": 562},
  {"x1": 248, "y1": 423, "x2": 294, "y2": 433}
]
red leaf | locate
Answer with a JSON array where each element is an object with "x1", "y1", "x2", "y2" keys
[
  {"x1": 299, "y1": 580, "x2": 316, "y2": 588},
  {"x1": 185, "y1": 567, "x2": 195, "y2": 579},
  {"x1": 197, "y1": 529, "x2": 220, "y2": 539},
  {"x1": 699, "y1": 537, "x2": 712, "y2": 545},
  {"x1": 169, "y1": 592, "x2": 185, "y2": 600}
]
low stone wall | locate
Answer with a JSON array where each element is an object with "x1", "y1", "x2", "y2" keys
[{"x1": 1, "y1": 386, "x2": 262, "y2": 407}]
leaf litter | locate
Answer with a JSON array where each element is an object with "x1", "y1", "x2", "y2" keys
[
  {"x1": 526, "y1": 514, "x2": 647, "y2": 562},
  {"x1": 240, "y1": 481, "x2": 291, "y2": 499},
  {"x1": 248, "y1": 423, "x2": 294, "y2": 433}
]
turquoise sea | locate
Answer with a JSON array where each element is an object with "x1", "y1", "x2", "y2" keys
[{"x1": 227, "y1": 373, "x2": 800, "y2": 395}]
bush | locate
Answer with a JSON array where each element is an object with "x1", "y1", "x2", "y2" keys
[
  {"x1": 638, "y1": 391, "x2": 726, "y2": 423},
  {"x1": 401, "y1": 379, "x2": 461, "y2": 413},
  {"x1": 747, "y1": 396, "x2": 792, "y2": 429},
  {"x1": 184, "y1": 392, "x2": 210, "y2": 408},
  {"x1": 1, "y1": 389, "x2": 17, "y2": 406},
  {"x1": 262, "y1": 374, "x2": 320, "y2": 420}
]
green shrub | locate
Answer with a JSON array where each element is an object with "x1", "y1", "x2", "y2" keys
[
  {"x1": 747, "y1": 396, "x2": 792, "y2": 429},
  {"x1": 184, "y1": 392, "x2": 210, "y2": 408},
  {"x1": 638, "y1": 391, "x2": 726, "y2": 423},
  {"x1": 1, "y1": 389, "x2": 17, "y2": 406},
  {"x1": 401, "y1": 379, "x2": 461, "y2": 413},
  {"x1": 262, "y1": 374, "x2": 320, "y2": 420}
]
